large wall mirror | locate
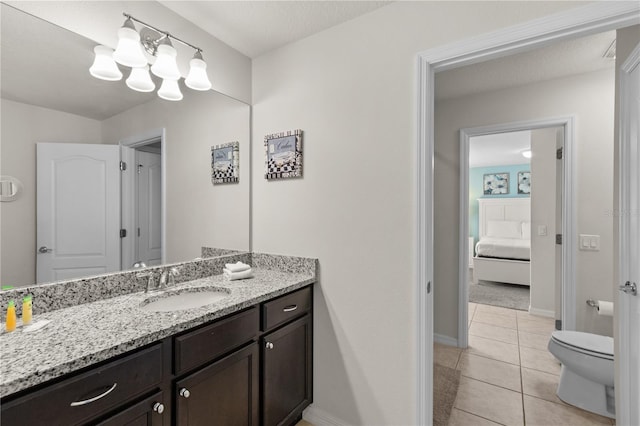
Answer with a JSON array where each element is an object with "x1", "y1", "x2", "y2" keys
[{"x1": 0, "y1": 4, "x2": 251, "y2": 287}]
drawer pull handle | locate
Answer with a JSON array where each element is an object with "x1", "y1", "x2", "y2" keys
[
  {"x1": 266, "y1": 342, "x2": 274, "y2": 350},
  {"x1": 283, "y1": 305, "x2": 298, "y2": 312},
  {"x1": 153, "y1": 402, "x2": 165, "y2": 414},
  {"x1": 179, "y1": 388, "x2": 191, "y2": 398},
  {"x1": 70, "y1": 383, "x2": 117, "y2": 407}
]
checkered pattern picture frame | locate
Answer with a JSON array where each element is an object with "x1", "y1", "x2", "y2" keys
[
  {"x1": 264, "y1": 129, "x2": 303, "y2": 180},
  {"x1": 211, "y1": 141, "x2": 239, "y2": 184}
]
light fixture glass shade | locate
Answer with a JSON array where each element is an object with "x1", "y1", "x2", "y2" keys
[
  {"x1": 113, "y1": 19, "x2": 147, "y2": 68},
  {"x1": 522, "y1": 150, "x2": 532, "y2": 159},
  {"x1": 89, "y1": 45, "x2": 122, "y2": 81},
  {"x1": 185, "y1": 54, "x2": 212, "y2": 91},
  {"x1": 158, "y1": 79, "x2": 183, "y2": 101},
  {"x1": 150, "y1": 42, "x2": 181, "y2": 80},
  {"x1": 126, "y1": 66, "x2": 155, "y2": 92}
]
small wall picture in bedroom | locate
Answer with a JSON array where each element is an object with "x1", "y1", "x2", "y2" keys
[
  {"x1": 483, "y1": 172, "x2": 509, "y2": 195},
  {"x1": 518, "y1": 171, "x2": 531, "y2": 194},
  {"x1": 211, "y1": 141, "x2": 239, "y2": 184},
  {"x1": 264, "y1": 129, "x2": 303, "y2": 180}
]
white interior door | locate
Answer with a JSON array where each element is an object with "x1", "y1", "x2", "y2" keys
[
  {"x1": 136, "y1": 150, "x2": 162, "y2": 266},
  {"x1": 36, "y1": 143, "x2": 120, "y2": 283},
  {"x1": 617, "y1": 42, "x2": 640, "y2": 426}
]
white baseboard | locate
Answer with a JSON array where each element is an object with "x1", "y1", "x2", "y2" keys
[
  {"x1": 434, "y1": 333, "x2": 458, "y2": 347},
  {"x1": 303, "y1": 405, "x2": 347, "y2": 426},
  {"x1": 528, "y1": 306, "x2": 555, "y2": 318}
]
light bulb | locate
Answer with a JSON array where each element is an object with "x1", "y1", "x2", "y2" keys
[
  {"x1": 185, "y1": 52, "x2": 212, "y2": 91},
  {"x1": 89, "y1": 45, "x2": 122, "y2": 81},
  {"x1": 158, "y1": 79, "x2": 183, "y2": 101},
  {"x1": 126, "y1": 66, "x2": 155, "y2": 92},
  {"x1": 113, "y1": 18, "x2": 147, "y2": 68}
]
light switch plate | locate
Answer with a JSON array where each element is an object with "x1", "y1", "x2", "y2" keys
[
  {"x1": 538, "y1": 225, "x2": 548, "y2": 236},
  {"x1": 579, "y1": 234, "x2": 600, "y2": 251}
]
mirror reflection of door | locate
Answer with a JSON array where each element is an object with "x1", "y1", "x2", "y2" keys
[
  {"x1": 135, "y1": 145, "x2": 162, "y2": 266},
  {"x1": 36, "y1": 143, "x2": 121, "y2": 283}
]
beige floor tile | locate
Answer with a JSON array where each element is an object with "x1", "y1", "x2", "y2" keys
[
  {"x1": 434, "y1": 343, "x2": 462, "y2": 369},
  {"x1": 448, "y1": 408, "x2": 501, "y2": 426},
  {"x1": 295, "y1": 421, "x2": 314, "y2": 426},
  {"x1": 517, "y1": 310, "x2": 555, "y2": 323},
  {"x1": 476, "y1": 303, "x2": 518, "y2": 319},
  {"x1": 520, "y1": 346, "x2": 561, "y2": 375},
  {"x1": 457, "y1": 352, "x2": 521, "y2": 392},
  {"x1": 517, "y1": 316, "x2": 555, "y2": 335},
  {"x1": 454, "y1": 377, "x2": 524, "y2": 426},
  {"x1": 473, "y1": 310, "x2": 518, "y2": 329},
  {"x1": 519, "y1": 330, "x2": 552, "y2": 351},
  {"x1": 523, "y1": 395, "x2": 612, "y2": 425},
  {"x1": 467, "y1": 334, "x2": 520, "y2": 365},
  {"x1": 469, "y1": 321, "x2": 519, "y2": 344},
  {"x1": 521, "y1": 367, "x2": 565, "y2": 404}
]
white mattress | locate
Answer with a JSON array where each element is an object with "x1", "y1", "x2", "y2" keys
[{"x1": 475, "y1": 237, "x2": 531, "y2": 260}]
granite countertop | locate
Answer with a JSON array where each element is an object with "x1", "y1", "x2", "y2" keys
[{"x1": 0, "y1": 268, "x2": 314, "y2": 398}]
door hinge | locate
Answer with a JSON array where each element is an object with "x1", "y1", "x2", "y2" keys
[
  {"x1": 556, "y1": 234, "x2": 562, "y2": 245},
  {"x1": 120, "y1": 229, "x2": 127, "y2": 238},
  {"x1": 556, "y1": 147, "x2": 564, "y2": 160},
  {"x1": 119, "y1": 161, "x2": 127, "y2": 171}
]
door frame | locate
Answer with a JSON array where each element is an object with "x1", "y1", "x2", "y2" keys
[
  {"x1": 458, "y1": 117, "x2": 576, "y2": 349},
  {"x1": 616, "y1": 41, "x2": 640, "y2": 426},
  {"x1": 120, "y1": 128, "x2": 166, "y2": 269},
  {"x1": 415, "y1": 2, "x2": 640, "y2": 424}
]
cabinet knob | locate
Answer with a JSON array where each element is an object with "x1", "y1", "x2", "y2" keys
[
  {"x1": 179, "y1": 388, "x2": 191, "y2": 398},
  {"x1": 265, "y1": 342, "x2": 274, "y2": 350},
  {"x1": 153, "y1": 402, "x2": 165, "y2": 414}
]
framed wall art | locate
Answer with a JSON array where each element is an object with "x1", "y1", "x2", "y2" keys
[
  {"x1": 483, "y1": 172, "x2": 509, "y2": 195},
  {"x1": 264, "y1": 129, "x2": 303, "y2": 180},
  {"x1": 211, "y1": 141, "x2": 239, "y2": 184},
  {"x1": 518, "y1": 171, "x2": 531, "y2": 194}
]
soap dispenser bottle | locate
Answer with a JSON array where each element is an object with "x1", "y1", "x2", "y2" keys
[
  {"x1": 22, "y1": 295, "x2": 32, "y2": 326},
  {"x1": 5, "y1": 300, "x2": 16, "y2": 332}
]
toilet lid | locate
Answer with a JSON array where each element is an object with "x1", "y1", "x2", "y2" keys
[{"x1": 551, "y1": 330, "x2": 613, "y2": 357}]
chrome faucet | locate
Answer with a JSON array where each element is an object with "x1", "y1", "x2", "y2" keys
[
  {"x1": 137, "y1": 271, "x2": 156, "y2": 292},
  {"x1": 158, "y1": 269, "x2": 169, "y2": 290},
  {"x1": 158, "y1": 267, "x2": 180, "y2": 290}
]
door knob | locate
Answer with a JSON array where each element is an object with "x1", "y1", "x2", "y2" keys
[
  {"x1": 619, "y1": 281, "x2": 637, "y2": 296},
  {"x1": 38, "y1": 246, "x2": 53, "y2": 253}
]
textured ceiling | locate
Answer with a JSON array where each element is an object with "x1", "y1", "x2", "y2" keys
[
  {"x1": 469, "y1": 131, "x2": 532, "y2": 168},
  {"x1": 159, "y1": 1, "x2": 392, "y2": 58}
]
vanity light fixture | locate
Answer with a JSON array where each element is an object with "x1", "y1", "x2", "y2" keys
[
  {"x1": 89, "y1": 13, "x2": 212, "y2": 101},
  {"x1": 521, "y1": 149, "x2": 532, "y2": 159}
]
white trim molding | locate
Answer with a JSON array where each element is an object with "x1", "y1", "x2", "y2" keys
[
  {"x1": 303, "y1": 405, "x2": 347, "y2": 426},
  {"x1": 434, "y1": 333, "x2": 458, "y2": 347},
  {"x1": 415, "y1": 2, "x2": 639, "y2": 425}
]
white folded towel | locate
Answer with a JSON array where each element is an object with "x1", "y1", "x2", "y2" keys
[
  {"x1": 224, "y1": 261, "x2": 251, "y2": 273},
  {"x1": 223, "y1": 268, "x2": 254, "y2": 280}
]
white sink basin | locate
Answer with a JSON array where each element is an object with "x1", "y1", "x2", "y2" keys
[{"x1": 141, "y1": 288, "x2": 230, "y2": 312}]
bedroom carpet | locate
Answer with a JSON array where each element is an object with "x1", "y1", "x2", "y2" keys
[
  {"x1": 469, "y1": 279, "x2": 530, "y2": 311},
  {"x1": 433, "y1": 363, "x2": 461, "y2": 426}
]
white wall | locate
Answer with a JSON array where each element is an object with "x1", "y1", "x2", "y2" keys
[
  {"x1": 529, "y1": 127, "x2": 559, "y2": 316},
  {"x1": 0, "y1": 100, "x2": 102, "y2": 286},
  {"x1": 251, "y1": 2, "x2": 588, "y2": 424},
  {"x1": 6, "y1": 1, "x2": 251, "y2": 104},
  {"x1": 435, "y1": 69, "x2": 615, "y2": 339},
  {"x1": 101, "y1": 91, "x2": 251, "y2": 263}
]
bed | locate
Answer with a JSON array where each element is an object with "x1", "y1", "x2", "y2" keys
[{"x1": 472, "y1": 198, "x2": 531, "y2": 286}]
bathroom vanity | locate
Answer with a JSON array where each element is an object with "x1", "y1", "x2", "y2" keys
[{"x1": 0, "y1": 254, "x2": 315, "y2": 426}]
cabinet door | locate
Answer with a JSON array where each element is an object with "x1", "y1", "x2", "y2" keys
[
  {"x1": 262, "y1": 315, "x2": 312, "y2": 426},
  {"x1": 175, "y1": 343, "x2": 259, "y2": 426},
  {"x1": 96, "y1": 391, "x2": 165, "y2": 426}
]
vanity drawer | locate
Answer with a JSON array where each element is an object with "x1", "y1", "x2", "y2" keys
[
  {"x1": 174, "y1": 307, "x2": 259, "y2": 375},
  {"x1": 1, "y1": 343, "x2": 162, "y2": 426},
  {"x1": 262, "y1": 287, "x2": 311, "y2": 331}
]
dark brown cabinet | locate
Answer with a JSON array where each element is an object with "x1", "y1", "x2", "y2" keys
[
  {"x1": 262, "y1": 315, "x2": 312, "y2": 426},
  {"x1": 175, "y1": 343, "x2": 259, "y2": 426},
  {"x1": 0, "y1": 285, "x2": 313, "y2": 426}
]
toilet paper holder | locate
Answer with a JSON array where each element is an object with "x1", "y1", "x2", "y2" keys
[{"x1": 586, "y1": 299, "x2": 599, "y2": 308}]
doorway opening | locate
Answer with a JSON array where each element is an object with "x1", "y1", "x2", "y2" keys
[{"x1": 120, "y1": 129, "x2": 166, "y2": 270}]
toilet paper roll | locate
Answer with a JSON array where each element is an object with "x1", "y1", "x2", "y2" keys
[{"x1": 597, "y1": 301, "x2": 614, "y2": 317}]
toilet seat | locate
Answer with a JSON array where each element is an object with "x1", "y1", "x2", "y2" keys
[{"x1": 551, "y1": 331, "x2": 613, "y2": 360}]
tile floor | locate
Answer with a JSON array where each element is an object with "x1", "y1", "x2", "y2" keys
[{"x1": 437, "y1": 302, "x2": 615, "y2": 426}]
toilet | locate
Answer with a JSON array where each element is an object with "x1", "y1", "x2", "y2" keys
[{"x1": 547, "y1": 330, "x2": 615, "y2": 419}]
